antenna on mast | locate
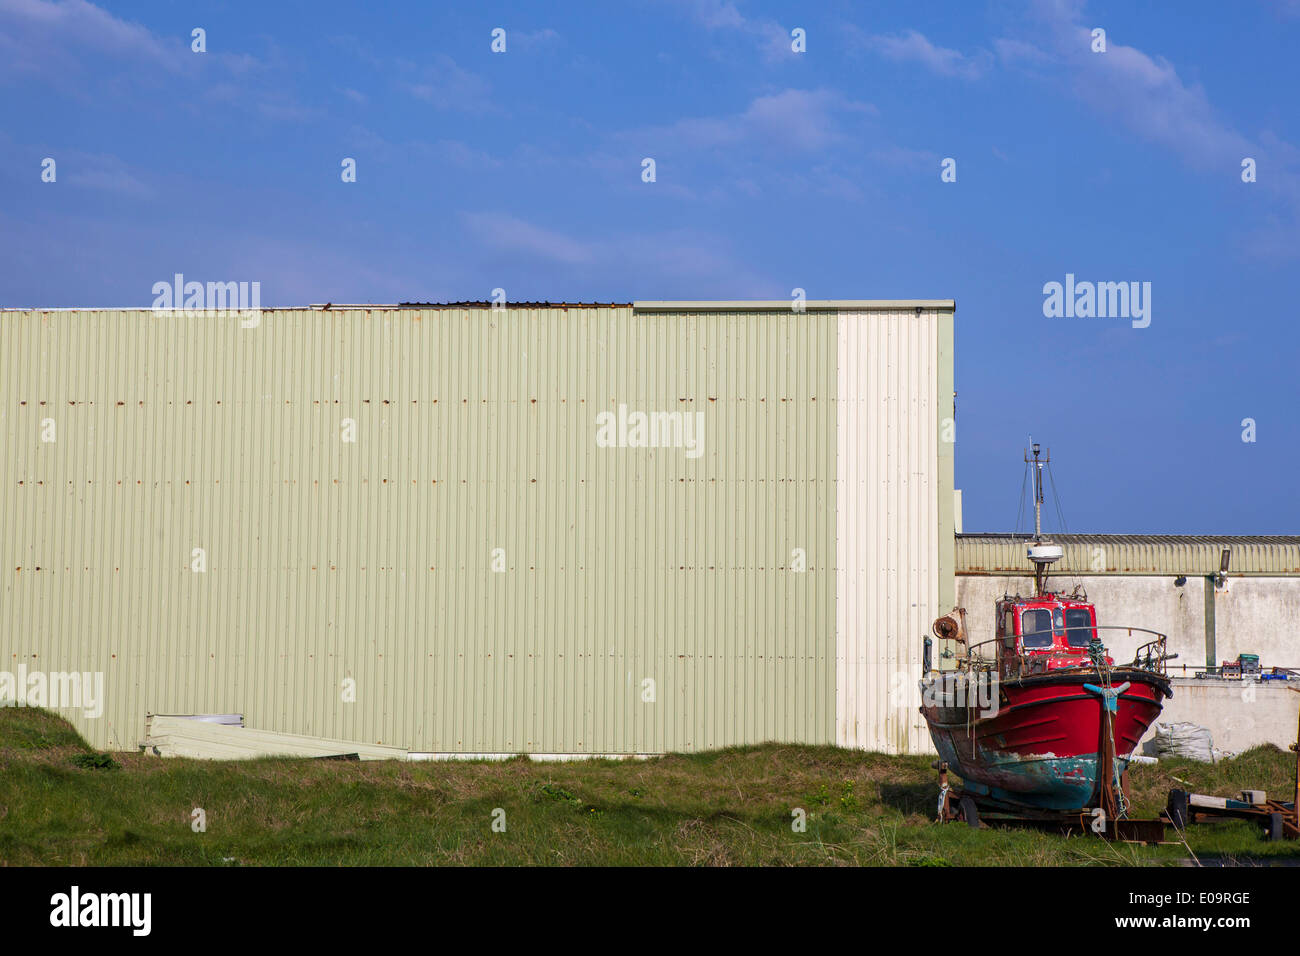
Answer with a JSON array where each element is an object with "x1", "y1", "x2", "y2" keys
[{"x1": 1024, "y1": 440, "x2": 1062, "y2": 596}]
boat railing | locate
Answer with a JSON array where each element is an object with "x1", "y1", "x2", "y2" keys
[
  {"x1": 964, "y1": 638, "x2": 999, "y2": 668},
  {"x1": 1123, "y1": 631, "x2": 1172, "y2": 675},
  {"x1": 1086, "y1": 626, "x2": 1171, "y2": 675},
  {"x1": 1088, "y1": 625, "x2": 1167, "y2": 640},
  {"x1": 961, "y1": 627, "x2": 1172, "y2": 675}
]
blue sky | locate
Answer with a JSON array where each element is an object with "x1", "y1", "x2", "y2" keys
[{"x1": 2, "y1": 0, "x2": 1298, "y2": 533}]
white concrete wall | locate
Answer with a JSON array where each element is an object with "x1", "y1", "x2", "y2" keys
[
  {"x1": 1214, "y1": 577, "x2": 1300, "y2": 666},
  {"x1": 1139, "y1": 679, "x2": 1298, "y2": 754}
]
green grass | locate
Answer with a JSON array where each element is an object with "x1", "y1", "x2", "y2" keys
[{"x1": 1, "y1": 707, "x2": 1296, "y2": 866}]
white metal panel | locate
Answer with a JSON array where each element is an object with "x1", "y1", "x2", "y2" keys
[
  {"x1": 836, "y1": 309, "x2": 940, "y2": 753},
  {"x1": 145, "y1": 715, "x2": 408, "y2": 760}
]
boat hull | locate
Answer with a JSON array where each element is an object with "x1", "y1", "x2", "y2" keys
[{"x1": 921, "y1": 669, "x2": 1170, "y2": 810}]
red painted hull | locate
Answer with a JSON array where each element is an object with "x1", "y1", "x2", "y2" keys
[{"x1": 922, "y1": 668, "x2": 1170, "y2": 810}]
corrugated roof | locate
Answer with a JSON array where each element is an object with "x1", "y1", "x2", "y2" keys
[
  {"x1": 5, "y1": 300, "x2": 954, "y2": 313},
  {"x1": 957, "y1": 533, "x2": 1300, "y2": 576},
  {"x1": 634, "y1": 299, "x2": 956, "y2": 311},
  {"x1": 1, "y1": 304, "x2": 638, "y2": 313},
  {"x1": 394, "y1": 301, "x2": 632, "y2": 309}
]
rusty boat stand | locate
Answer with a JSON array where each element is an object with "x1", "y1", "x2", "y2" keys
[{"x1": 935, "y1": 760, "x2": 1169, "y2": 844}]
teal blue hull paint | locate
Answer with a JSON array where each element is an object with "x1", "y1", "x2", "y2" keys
[{"x1": 957, "y1": 752, "x2": 1132, "y2": 810}]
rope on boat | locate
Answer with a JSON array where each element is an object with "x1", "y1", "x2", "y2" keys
[
  {"x1": 968, "y1": 678, "x2": 976, "y2": 758},
  {"x1": 1088, "y1": 637, "x2": 1107, "y2": 670},
  {"x1": 1088, "y1": 640, "x2": 1129, "y2": 820},
  {"x1": 1111, "y1": 717, "x2": 1129, "y2": 820}
]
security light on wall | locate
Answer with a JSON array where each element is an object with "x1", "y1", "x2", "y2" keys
[{"x1": 1215, "y1": 547, "x2": 1231, "y2": 588}]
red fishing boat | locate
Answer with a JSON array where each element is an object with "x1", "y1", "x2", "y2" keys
[{"x1": 920, "y1": 444, "x2": 1173, "y2": 818}]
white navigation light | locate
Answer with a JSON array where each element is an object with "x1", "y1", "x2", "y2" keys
[{"x1": 1027, "y1": 543, "x2": 1064, "y2": 564}]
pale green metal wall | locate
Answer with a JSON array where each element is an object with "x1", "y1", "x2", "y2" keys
[{"x1": 1, "y1": 306, "x2": 840, "y2": 752}]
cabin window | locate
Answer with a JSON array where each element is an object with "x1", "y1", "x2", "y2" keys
[
  {"x1": 1064, "y1": 608, "x2": 1094, "y2": 647},
  {"x1": 1021, "y1": 609, "x2": 1053, "y2": 649}
]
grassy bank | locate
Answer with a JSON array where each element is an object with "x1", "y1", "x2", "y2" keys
[{"x1": 1, "y1": 708, "x2": 1295, "y2": 866}]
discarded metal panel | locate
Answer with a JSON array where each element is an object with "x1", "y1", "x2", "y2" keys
[{"x1": 144, "y1": 715, "x2": 407, "y2": 760}]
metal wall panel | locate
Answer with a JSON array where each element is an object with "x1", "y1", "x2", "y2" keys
[
  {"x1": 957, "y1": 534, "x2": 1300, "y2": 577},
  {"x1": 835, "y1": 309, "x2": 947, "y2": 753},
  {"x1": 0, "y1": 306, "x2": 839, "y2": 752}
]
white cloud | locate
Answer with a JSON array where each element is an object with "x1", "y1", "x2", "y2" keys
[
  {"x1": 675, "y1": 0, "x2": 796, "y2": 62},
  {"x1": 434, "y1": 140, "x2": 503, "y2": 170},
  {"x1": 1038, "y1": 8, "x2": 1251, "y2": 168},
  {"x1": 346, "y1": 127, "x2": 503, "y2": 170},
  {"x1": 859, "y1": 29, "x2": 991, "y2": 79},
  {"x1": 64, "y1": 153, "x2": 154, "y2": 198},
  {"x1": 0, "y1": 0, "x2": 326, "y2": 126},
  {"x1": 459, "y1": 212, "x2": 779, "y2": 294},
  {"x1": 401, "y1": 54, "x2": 492, "y2": 112},
  {"x1": 635, "y1": 88, "x2": 875, "y2": 155},
  {"x1": 867, "y1": 145, "x2": 942, "y2": 170},
  {"x1": 1024, "y1": 0, "x2": 1300, "y2": 254},
  {"x1": 0, "y1": 0, "x2": 183, "y2": 71},
  {"x1": 0, "y1": 0, "x2": 264, "y2": 80},
  {"x1": 330, "y1": 37, "x2": 492, "y2": 113},
  {"x1": 462, "y1": 212, "x2": 596, "y2": 266},
  {"x1": 993, "y1": 37, "x2": 1052, "y2": 66}
]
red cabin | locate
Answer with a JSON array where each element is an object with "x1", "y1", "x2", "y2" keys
[{"x1": 996, "y1": 594, "x2": 1112, "y2": 678}]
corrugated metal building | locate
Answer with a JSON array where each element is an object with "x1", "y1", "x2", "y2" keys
[{"x1": 1, "y1": 301, "x2": 955, "y2": 755}]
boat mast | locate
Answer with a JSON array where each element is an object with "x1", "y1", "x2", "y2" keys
[
  {"x1": 1029, "y1": 441, "x2": 1047, "y2": 540},
  {"x1": 1024, "y1": 441, "x2": 1061, "y2": 597}
]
